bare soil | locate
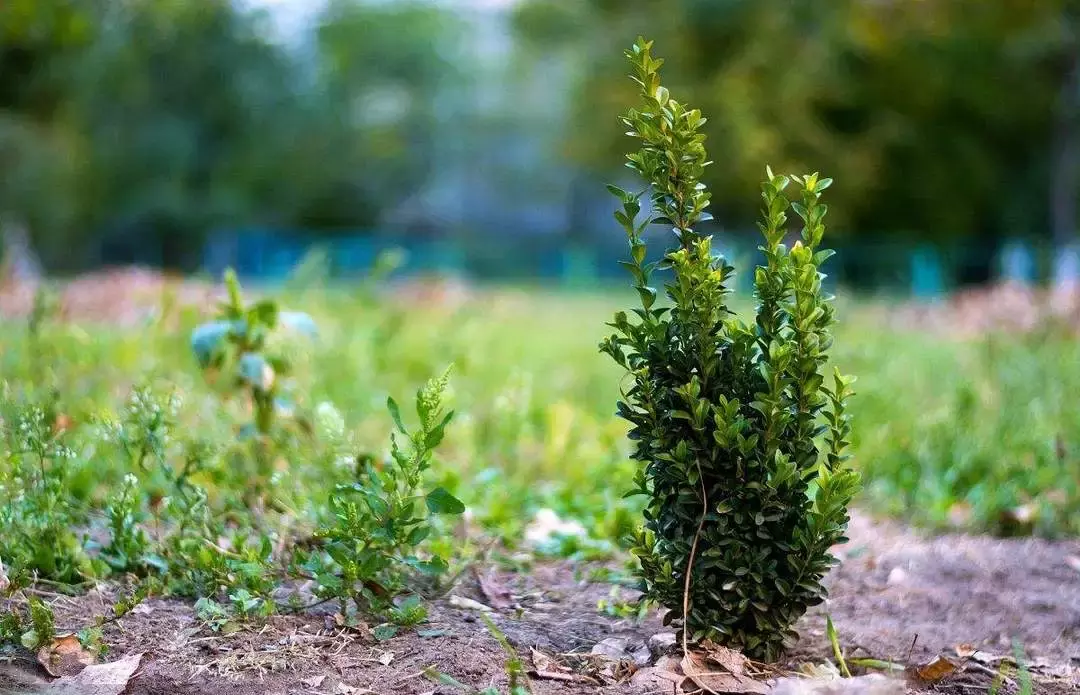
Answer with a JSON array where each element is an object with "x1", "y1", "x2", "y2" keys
[{"x1": 2, "y1": 510, "x2": 1078, "y2": 695}]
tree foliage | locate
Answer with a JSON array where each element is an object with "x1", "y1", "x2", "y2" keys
[
  {"x1": 515, "y1": 0, "x2": 1080, "y2": 243},
  {"x1": 0, "y1": 0, "x2": 466, "y2": 270}
]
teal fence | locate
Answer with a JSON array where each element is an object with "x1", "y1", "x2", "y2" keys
[{"x1": 201, "y1": 228, "x2": 1068, "y2": 297}]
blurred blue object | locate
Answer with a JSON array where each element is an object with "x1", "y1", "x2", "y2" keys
[
  {"x1": 999, "y1": 241, "x2": 1035, "y2": 285},
  {"x1": 911, "y1": 246, "x2": 944, "y2": 299}
]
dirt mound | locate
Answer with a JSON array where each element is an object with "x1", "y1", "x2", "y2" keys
[
  {"x1": 0, "y1": 266, "x2": 222, "y2": 328},
  {"x1": 890, "y1": 282, "x2": 1080, "y2": 338}
]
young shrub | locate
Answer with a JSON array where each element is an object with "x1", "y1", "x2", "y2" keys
[
  {"x1": 600, "y1": 38, "x2": 860, "y2": 660},
  {"x1": 302, "y1": 369, "x2": 465, "y2": 617}
]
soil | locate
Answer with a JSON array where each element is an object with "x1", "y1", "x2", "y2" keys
[{"x1": 1, "y1": 510, "x2": 1077, "y2": 695}]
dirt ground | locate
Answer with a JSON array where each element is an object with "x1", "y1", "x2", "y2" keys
[{"x1": 1, "y1": 510, "x2": 1077, "y2": 695}]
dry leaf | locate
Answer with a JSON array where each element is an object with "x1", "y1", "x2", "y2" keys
[
  {"x1": 798, "y1": 662, "x2": 841, "y2": 679},
  {"x1": 629, "y1": 665, "x2": 685, "y2": 690},
  {"x1": 913, "y1": 655, "x2": 959, "y2": 682},
  {"x1": 378, "y1": 651, "x2": 394, "y2": 666},
  {"x1": 681, "y1": 650, "x2": 769, "y2": 694},
  {"x1": 954, "y1": 644, "x2": 976, "y2": 659},
  {"x1": 37, "y1": 634, "x2": 95, "y2": 677},
  {"x1": 45, "y1": 652, "x2": 141, "y2": 695},
  {"x1": 301, "y1": 674, "x2": 327, "y2": 688},
  {"x1": 476, "y1": 569, "x2": 513, "y2": 610},
  {"x1": 702, "y1": 641, "x2": 750, "y2": 676},
  {"x1": 530, "y1": 649, "x2": 566, "y2": 674},
  {"x1": 528, "y1": 650, "x2": 598, "y2": 684}
]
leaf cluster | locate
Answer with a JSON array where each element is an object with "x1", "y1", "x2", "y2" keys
[
  {"x1": 600, "y1": 38, "x2": 860, "y2": 660},
  {"x1": 302, "y1": 369, "x2": 465, "y2": 615}
]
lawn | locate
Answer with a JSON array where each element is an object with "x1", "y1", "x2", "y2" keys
[{"x1": 0, "y1": 270, "x2": 1077, "y2": 694}]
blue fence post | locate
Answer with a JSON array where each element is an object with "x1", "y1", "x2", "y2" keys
[
  {"x1": 1053, "y1": 243, "x2": 1080, "y2": 293},
  {"x1": 911, "y1": 245, "x2": 944, "y2": 299},
  {"x1": 999, "y1": 240, "x2": 1035, "y2": 286}
]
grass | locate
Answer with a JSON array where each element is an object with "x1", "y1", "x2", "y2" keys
[
  {"x1": 0, "y1": 278, "x2": 1077, "y2": 656},
  {"x1": 2, "y1": 283, "x2": 1078, "y2": 548}
]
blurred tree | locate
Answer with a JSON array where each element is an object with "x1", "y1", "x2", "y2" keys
[
  {"x1": 1, "y1": 0, "x2": 470, "y2": 270},
  {"x1": 514, "y1": 0, "x2": 1076, "y2": 247},
  {"x1": 313, "y1": 0, "x2": 467, "y2": 235},
  {"x1": 64, "y1": 0, "x2": 304, "y2": 270},
  {"x1": 0, "y1": 0, "x2": 98, "y2": 261}
]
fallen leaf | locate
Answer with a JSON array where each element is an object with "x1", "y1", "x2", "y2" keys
[
  {"x1": 447, "y1": 594, "x2": 493, "y2": 612},
  {"x1": 702, "y1": 641, "x2": 750, "y2": 676},
  {"x1": 799, "y1": 662, "x2": 841, "y2": 679},
  {"x1": 301, "y1": 675, "x2": 327, "y2": 689},
  {"x1": 528, "y1": 649, "x2": 600, "y2": 685},
  {"x1": 45, "y1": 652, "x2": 141, "y2": 695},
  {"x1": 913, "y1": 655, "x2": 959, "y2": 683},
  {"x1": 681, "y1": 650, "x2": 769, "y2": 694},
  {"x1": 530, "y1": 649, "x2": 566, "y2": 674},
  {"x1": 378, "y1": 651, "x2": 394, "y2": 666},
  {"x1": 37, "y1": 634, "x2": 95, "y2": 677},
  {"x1": 476, "y1": 569, "x2": 513, "y2": 610},
  {"x1": 629, "y1": 665, "x2": 685, "y2": 690},
  {"x1": 954, "y1": 644, "x2": 976, "y2": 659}
]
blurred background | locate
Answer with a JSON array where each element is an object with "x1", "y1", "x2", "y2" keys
[{"x1": 2, "y1": 0, "x2": 1080, "y2": 295}]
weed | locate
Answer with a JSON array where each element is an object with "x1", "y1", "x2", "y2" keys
[
  {"x1": 0, "y1": 397, "x2": 91, "y2": 584},
  {"x1": 301, "y1": 369, "x2": 464, "y2": 615}
]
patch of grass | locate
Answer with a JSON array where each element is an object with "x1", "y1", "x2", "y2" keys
[{"x1": 0, "y1": 267, "x2": 1077, "y2": 653}]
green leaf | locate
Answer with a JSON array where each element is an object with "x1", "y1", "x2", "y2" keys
[
  {"x1": 406, "y1": 525, "x2": 431, "y2": 545},
  {"x1": 426, "y1": 487, "x2": 465, "y2": 514},
  {"x1": 249, "y1": 299, "x2": 279, "y2": 328},
  {"x1": 20, "y1": 629, "x2": 39, "y2": 651},
  {"x1": 387, "y1": 397, "x2": 407, "y2": 434}
]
